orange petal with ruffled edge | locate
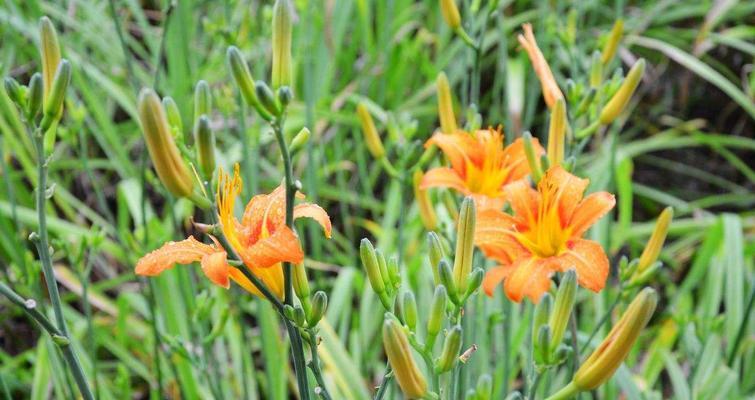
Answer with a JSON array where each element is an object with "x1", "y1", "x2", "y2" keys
[
  {"x1": 538, "y1": 166, "x2": 589, "y2": 225},
  {"x1": 294, "y1": 203, "x2": 332, "y2": 238},
  {"x1": 239, "y1": 225, "x2": 304, "y2": 268},
  {"x1": 482, "y1": 264, "x2": 516, "y2": 296},
  {"x1": 554, "y1": 239, "x2": 609, "y2": 292},
  {"x1": 135, "y1": 236, "x2": 217, "y2": 276},
  {"x1": 474, "y1": 209, "x2": 529, "y2": 264},
  {"x1": 426, "y1": 132, "x2": 481, "y2": 176},
  {"x1": 504, "y1": 180, "x2": 540, "y2": 228},
  {"x1": 504, "y1": 257, "x2": 554, "y2": 303},
  {"x1": 240, "y1": 185, "x2": 287, "y2": 243},
  {"x1": 568, "y1": 192, "x2": 616, "y2": 238},
  {"x1": 201, "y1": 251, "x2": 231, "y2": 289},
  {"x1": 420, "y1": 167, "x2": 469, "y2": 194}
]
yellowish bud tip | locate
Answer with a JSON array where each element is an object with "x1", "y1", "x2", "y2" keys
[
  {"x1": 272, "y1": 0, "x2": 294, "y2": 89},
  {"x1": 440, "y1": 0, "x2": 462, "y2": 30},
  {"x1": 599, "y1": 58, "x2": 645, "y2": 124},
  {"x1": 356, "y1": 103, "x2": 385, "y2": 159},
  {"x1": 637, "y1": 207, "x2": 673, "y2": 274},
  {"x1": 573, "y1": 287, "x2": 657, "y2": 391},
  {"x1": 601, "y1": 19, "x2": 624, "y2": 66},
  {"x1": 436, "y1": 72, "x2": 457, "y2": 134},
  {"x1": 413, "y1": 170, "x2": 438, "y2": 230},
  {"x1": 137, "y1": 88, "x2": 195, "y2": 198},
  {"x1": 39, "y1": 16, "x2": 61, "y2": 105},
  {"x1": 383, "y1": 317, "x2": 428, "y2": 398},
  {"x1": 547, "y1": 99, "x2": 567, "y2": 166},
  {"x1": 518, "y1": 23, "x2": 563, "y2": 109}
]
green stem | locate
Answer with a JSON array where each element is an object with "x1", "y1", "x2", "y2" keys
[
  {"x1": 306, "y1": 330, "x2": 333, "y2": 400},
  {"x1": 373, "y1": 365, "x2": 393, "y2": 400},
  {"x1": 502, "y1": 297, "x2": 511, "y2": 396},
  {"x1": 545, "y1": 382, "x2": 579, "y2": 400}
]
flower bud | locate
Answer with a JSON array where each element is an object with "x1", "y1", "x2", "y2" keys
[
  {"x1": 589, "y1": 50, "x2": 603, "y2": 88},
  {"x1": 194, "y1": 80, "x2": 212, "y2": 121},
  {"x1": 464, "y1": 268, "x2": 484, "y2": 298},
  {"x1": 375, "y1": 249, "x2": 392, "y2": 295},
  {"x1": 137, "y1": 88, "x2": 195, "y2": 198},
  {"x1": 27, "y1": 73, "x2": 44, "y2": 119},
  {"x1": 194, "y1": 115, "x2": 216, "y2": 178},
  {"x1": 522, "y1": 131, "x2": 543, "y2": 183},
  {"x1": 3, "y1": 77, "x2": 22, "y2": 107},
  {"x1": 387, "y1": 255, "x2": 401, "y2": 289},
  {"x1": 360, "y1": 239, "x2": 390, "y2": 308},
  {"x1": 289, "y1": 127, "x2": 310, "y2": 154},
  {"x1": 402, "y1": 291, "x2": 418, "y2": 331},
  {"x1": 356, "y1": 102, "x2": 385, "y2": 159},
  {"x1": 476, "y1": 374, "x2": 492, "y2": 400},
  {"x1": 308, "y1": 291, "x2": 327, "y2": 326},
  {"x1": 436, "y1": 324, "x2": 462, "y2": 373},
  {"x1": 271, "y1": 0, "x2": 293, "y2": 89},
  {"x1": 254, "y1": 81, "x2": 281, "y2": 116},
  {"x1": 39, "y1": 17, "x2": 61, "y2": 107},
  {"x1": 452, "y1": 197, "x2": 476, "y2": 294},
  {"x1": 427, "y1": 285, "x2": 447, "y2": 339},
  {"x1": 637, "y1": 207, "x2": 673, "y2": 275},
  {"x1": 40, "y1": 59, "x2": 71, "y2": 132},
  {"x1": 162, "y1": 96, "x2": 183, "y2": 137},
  {"x1": 534, "y1": 324, "x2": 551, "y2": 365},
  {"x1": 413, "y1": 170, "x2": 438, "y2": 231},
  {"x1": 440, "y1": 0, "x2": 461, "y2": 30},
  {"x1": 277, "y1": 86, "x2": 292, "y2": 107},
  {"x1": 428, "y1": 232, "x2": 444, "y2": 286},
  {"x1": 599, "y1": 58, "x2": 645, "y2": 125},
  {"x1": 383, "y1": 316, "x2": 428, "y2": 399},
  {"x1": 547, "y1": 98, "x2": 566, "y2": 166},
  {"x1": 573, "y1": 287, "x2": 657, "y2": 391},
  {"x1": 533, "y1": 293, "x2": 552, "y2": 347},
  {"x1": 226, "y1": 46, "x2": 273, "y2": 121},
  {"x1": 439, "y1": 260, "x2": 458, "y2": 304},
  {"x1": 601, "y1": 19, "x2": 624, "y2": 66},
  {"x1": 549, "y1": 270, "x2": 576, "y2": 353},
  {"x1": 436, "y1": 72, "x2": 457, "y2": 134},
  {"x1": 292, "y1": 263, "x2": 311, "y2": 301},
  {"x1": 518, "y1": 23, "x2": 563, "y2": 108}
]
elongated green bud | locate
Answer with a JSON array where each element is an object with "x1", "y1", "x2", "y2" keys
[
  {"x1": 402, "y1": 291, "x2": 418, "y2": 331},
  {"x1": 414, "y1": 170, "x2": 438, "y2": 231},
  {"x1": 289, "y1": 127, "x2": 310, "y2": 154},
  {"x1": 137, "y1": 88, "x2": 195, "y2": 197},
  {"x1": 590, "y1": 51, "x2": 603, "y2": 88},
  {"x1": 428, "y1": 232, "x2": 444, "y2": 286},
  {"x1": 277, "y1": 86, "x2": 292, "y2": 107},
  {"x1": 254, "y1": 81, "x2": 281, "y2": 116},
  {"x1": 361, "y1": 239, "x2": 391, "y2": 308},
  {"x1": 571, "y1": 288, "x2": 657, "y2": 391},
  {"x1": 440, "y1": 0, "x2": 461, "y2": 30},
  {"x1": 436, "y1": 325, "x2": 462, "y2": 373},
  {"x1": 357, "y1": 103, "x2": 385, "y2": 159},
  {"x1": 27, "y1": 73, "x2": 43, "y2": 119},
  {"x1": 308, "y1": 291, "x2": 327, "y2": 326},
  {"x1": 601, "y1": 20, "x2": 624, "y2": 66},
  {"x1": 271, "y1": 0, "x2": 293, "y2": 89},
  {"x1": 383, "y1": 316, "x2": 428, "y2": 398},
  {"x1": 40, "y1": 59, "x2": 71, "y2": 132},
  {"x1": 375, "y1": 249, "x2": 392, "y2": 295},
  {"x1": 549, "y1": 270, "x2": 576, "y2": 353},
  {"x1": 439, "y1": 260, "x2": 458, "y2": 304},
  {"x1": 427, "y1": 285, "x2": 447, "y2": 338},
  {"x1": 194, "y1": 80, "x2": 212, "y2": 121},
  {"x1": 523, "y1": 131, "x2": 543, "y2": 183},
  {"x1": 194, "y1": 115, "x2": 215, "y2": 178},
  {"x1": 547, "y1": 98, "x2": 566, "y2": 166},
  {"x1": 437, "y1": 72, "x2": 457, "y2": 134},
  {"x1": 599, "y1": 58, "x2": 645, "y2": 124},
  {"x1": 465, "y1": 268, "x2": 483, "y2": 298},
  {"x1": 533, "y1": 293, "x2": 552, "y2": 348},
  {"x1": 476, "y1": 374, "x2": 493, "y2": 400},
  {"x1": 39, "y1": 17, "x2": 61, "y2": 105},
  {"x1": 452, "y1": 197, "x2": 476, "y2": 294},
  {"x1": 162, "y1": 96, "x2": 183, "y2": 137},
  {"x1": 292, "y1": 263, "x2": 311, "y2": 301},
  {"x1": 535, "y1": 325, "x2": 552, "y2": 365},
  {"x1": 387, "y1": 255, "x2": 401, "y2": 289},
  {"x1": 226, "y1": 46, "x2": 273, "y2": 121},
  {"x1": 3, "y1": 77, "x2": 22, "y2": 107},
  {"x1": 637, "y1": 207, "x2": 673, "y2": 275}
]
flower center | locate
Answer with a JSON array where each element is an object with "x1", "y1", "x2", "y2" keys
[{"x1": 514, "y1": 181, "x2": 570, "y2": 258}]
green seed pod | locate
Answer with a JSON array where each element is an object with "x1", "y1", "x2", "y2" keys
[
  {"x1": 427, "y1": 285, "x2": 447, "y2": 338},
  {"x1": 162, "y1": 96, "x2": 183, "y2": 138},
  {"x1": 308, "y1": 291, "x2": 327, "y2": 326},
  {"x1": 27, "y1": 73, "x2": 44, "y2": 119},
  {"x1": 194, "y1": 80, "x2": 212, "y2": 121},
  {"x1": 402, "y1": 291, "x2": 418, "y2": 331},
  {"x1": 271, "y1": 0, "x2": 293, "y2": 89},
  {"x1": 436, "y1": 325, "x2": 462, "y2": 373},
  {"x1": 254, "y1": 81, "x2": 281, "y2": 116},
  {"x1": 194, "y1": 115, "x2": 215, "y2": 178},
  {"x1": 382, "y1": 316, "x2": 428, "y2": 399},
  {"x1": 452, "y1": 197, "x2": 476, "y2": 294},
  {"x1": 599, "y1": 58, "x2": 645, "y2": 125},
  {"x1": 549, "y1": 270, "x2": 577, "y2": 353},
  {"x1": 226, "y1": 46, "x2": 273, "y2": 121},
  {"x1": 428, "y1": 232, "x2": 444, "y2": 286},
  {"x1": 40, "y1": 59, "x2": 71, "y2": 132}
]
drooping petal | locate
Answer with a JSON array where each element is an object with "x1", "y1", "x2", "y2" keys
[
  {"x1": 482, "y1": 264, "x2": 516, "y2": 296},
  {"x1": 568, "y1": 192, "x2": 616, "y2": 237},
  {"x1": 474, "y1": 209, "x2": 528, "y2": 263},
  {"x1": 240, "y1": 225, "x2": 304, "y2": 268},
  {"x1": 135, "y1": 236, "x2": 217, "y2": 276},
  {"x1": 504, "y1": 180, "x2": 540, "y2": 228},
  {"x1": 504, "y1": 257, "x2": 554, "y2": 303},
  {"x1": 426, "y1": 132, "x2": 480, "y2": 175},
  {"x1": 539, "y1": 166, "x2": 589, "y2": 225},
  {"x1": 553, "y1": 239, "x2": 610, "y2": 292},
  {"x1": 228, "y1": 264, "x2": 285, "y2": 299},
  {"x1": 294, "y1": 203, "x2": 332, "y2": 238},
  {"x1": 200, "y1": 251, "x2": 231, "y2": 289},
  {"x1": 420, "y1": 167, "x2": 469, "y2": 194}
]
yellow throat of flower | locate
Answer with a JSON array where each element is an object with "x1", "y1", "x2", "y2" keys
[
  {"x1": 515, "y1": 179, "x2": 571, "y2": 258},
  {"x1": 463, "y1": 131, "x2": 515, "y2": 197}
]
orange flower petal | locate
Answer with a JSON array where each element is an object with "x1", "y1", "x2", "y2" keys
[
  {"x1": 554, "y1": 239, "x2": 610, "y2": 292},
  {"x1": 200, "y1": 251, "x2": 231, "y2": 289},
  {"x1": 240, "y1": 225, "x2": 304, "y2": 268},
  {"x1": 228, "y1": 264, "x2": 285, "y2": 299},
  {"x1": 474, "y1": 208, "x2": 528, "y2": 263},
  {"x1": 502, "y1": 137, "x2": 543, "y2": 180},
  {"x1": 294, "y1": 203, "x2": 332, "y2": 238},
  {"x1": 135, "y1": 236, "x2": 216, "y2": 276},
  {"x1": 420, "y1": 167, "x2": 469, "y2": 194},
  {"x1": 503, "y1": 180, "x2": 539, "y2": 228},
  {"x1": 426, "y1": 132, "x2": 480, "y2": 175},
  {"x1": 568, "y1": 191, "x2": 616, "y2": 237},
  {"x1": 518, "y1": 23, "x2": 563, "y2": 108},
  {"x1": 482, "y1": 264, "x2": 516, "y2": 296},
  {"x1": 504, "y1": 257, "x2": 554, "y2": 303},
  {"x1": 241, "y1": 184, "x2": 287, "y2": 243},
  {"x1": 539, "y1": 166, "x2": 589, "y2": 225}
]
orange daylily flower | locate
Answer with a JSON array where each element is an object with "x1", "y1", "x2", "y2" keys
[
  {"x1": 135, "y1": 164, "x2": 331, "y2": 299},
  {"x1": 420, "y1": 128, "x2": 543, "y2": 210},
  {"x1": 474, "y1": 166, "x2": 615, "y2": 303}
]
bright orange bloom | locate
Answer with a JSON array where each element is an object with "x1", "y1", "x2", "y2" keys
[
  {"x1": 474, "y1": 166, "x2": 615, "y2": 303},
  {"x1": 421, "y1": 128, "x2": 543, "y2": 210},
  {"x1": 135, "y1": 164, "x2": 331, "y2": 299}
]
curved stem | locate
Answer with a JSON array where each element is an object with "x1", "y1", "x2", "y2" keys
[
  {"x1": 305, "y1": 330, "x2": 332, "y2": 400},
  {"x1": 545, "y1": 381, "x2": 579, "y2": 400},
  {"x1": 373, "y1": 364, "x2": 393, "y2": 400}
]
